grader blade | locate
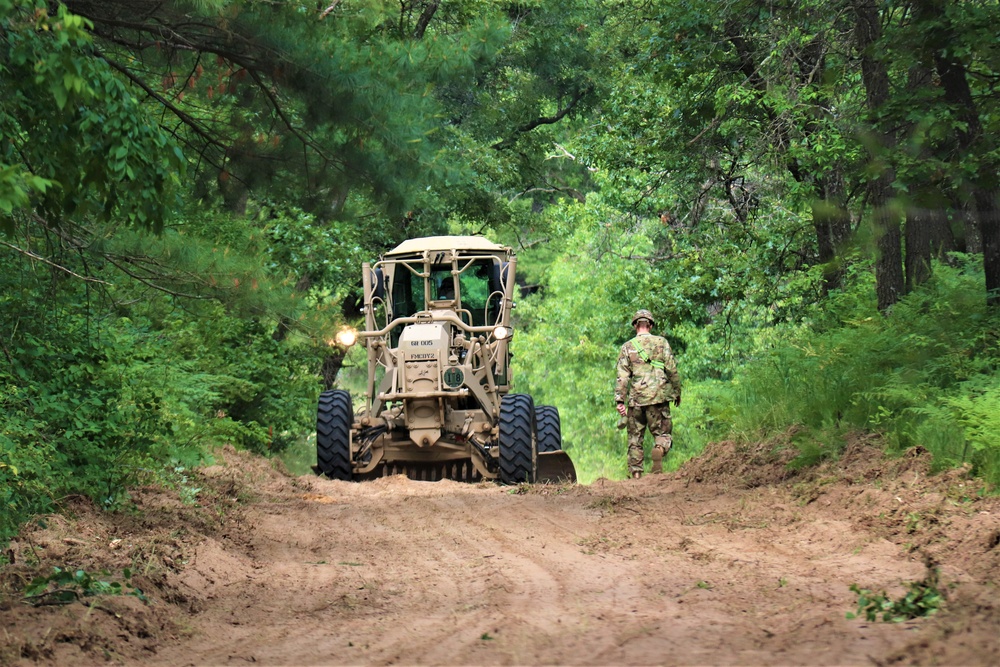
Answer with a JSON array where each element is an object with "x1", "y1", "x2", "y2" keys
[{"x1": 536, "y1": 451, "x2": 577, "y2": 484}]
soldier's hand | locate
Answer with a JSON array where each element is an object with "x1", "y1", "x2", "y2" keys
[
  {"x1": 616, "y1": 402, "x2": 627, "y2": 416},
  {"x1": 674, "y1": 396, "x2": 681, "y2": 408}
]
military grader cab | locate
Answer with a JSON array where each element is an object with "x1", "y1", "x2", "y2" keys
[{"x1": 315, "y1": 236, "x2": 576, "y2": 484}]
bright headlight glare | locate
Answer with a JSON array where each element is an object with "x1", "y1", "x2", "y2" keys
[
  {"x1": 335, "y1": 327, "x2": 358, "y2": 347},
  {"x1": 494, "y1": 326, "x2": 510, "y2": 340}
]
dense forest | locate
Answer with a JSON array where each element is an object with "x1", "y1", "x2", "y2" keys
[{"x1": 2, "y1": 0, "x2": 999, "y2": 544}]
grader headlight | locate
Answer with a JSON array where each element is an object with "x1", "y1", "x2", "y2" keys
[
  {"x1": 493, "y1": 326, "x2": 511, "y2": 340},
  {"x1": 334, "y1": 327, "x2": 358, "y2": 347}
]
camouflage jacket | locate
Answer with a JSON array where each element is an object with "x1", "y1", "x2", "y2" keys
[{"x1": 614, "y1": 334, "x2": 681, "y2": 407}]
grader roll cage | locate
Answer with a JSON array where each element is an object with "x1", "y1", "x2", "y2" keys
[{"x1": 315, "y1": 235, "x2": 576, "y2": 484}]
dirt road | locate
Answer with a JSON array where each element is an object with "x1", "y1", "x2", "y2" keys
[{"x1": 2, "y1": 438, "x2": 998, "y2": 666}]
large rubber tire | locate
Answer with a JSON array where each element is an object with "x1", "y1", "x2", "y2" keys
[
  {"x1": 499, "y1": 393, "x2": 536, "y2": 484},
  {"x1": 535, "y1": 405, "x2": 562, "y2": 453},
  {"x1": 317, "y1": 389, "x2": 353, "y2": 481}
]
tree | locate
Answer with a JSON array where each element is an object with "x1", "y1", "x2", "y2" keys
[
  {"x1": 908, "y1": 0, "x2": 1000, "y2": 305},
  {"x1": 853, "y1": 0, "x2": 905, "y2": 311}
]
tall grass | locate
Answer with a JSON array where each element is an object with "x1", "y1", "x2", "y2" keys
[{"x1": 715, "y1": 258, "x2": 1000, "y2": 486}]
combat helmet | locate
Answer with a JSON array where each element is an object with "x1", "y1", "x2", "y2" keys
[{"x1": 631, "y1": 309, "x2": 656, "y2": 327}]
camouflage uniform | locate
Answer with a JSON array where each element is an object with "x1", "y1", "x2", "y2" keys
[{"x1": 615, "y1": 333, "x2": 681, "y2": 475}]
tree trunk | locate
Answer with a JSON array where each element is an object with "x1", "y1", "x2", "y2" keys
[
  {"x1": 960, "y1": 197, "x2": 984, "y2": 254},
  {"x1": 974, "y1": 188, "x2": 1000, "y2": 305},
  {"x1": 906, "y1": 186, "x2": 956, "y2": 287},
  {"x1": 905, "y1": 207, "x2": 934, "y2": 290},
  {"x1": 874, "y1": 193, "x2": 905, "y2": 310},
  {"x1": 413, "y1": 1, "x2": 440, "y2": 39},
  {"x1": 812, "y1": 169, "x2": 852, "y2": 293},
  {"x1": 900, "y1": 64, "x2": 941, "y2": 291},
  {"x1": 799, "y1": 38, "x2": 852, "y2": 293},
  {"x1": 320, "y1": 350, "x2": 345, "y2": 391},
  {"x1": 219, "y1": 171, "x2": 249, "y2": 216},
  {"x1": 915, "y1": 0, "x2": 1000, "y2": 305},
  {"x1": 853, "y1": 0, "x2": 904, "y2": 311},
  {"x1": 937, "y1": 53, "x2": 1000, "y2": 303}
]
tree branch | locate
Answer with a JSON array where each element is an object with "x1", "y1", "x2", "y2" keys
[
  {"x1": 413, "y1": 1, "x2": 440, "y2": 39},
  {"x1": 101, "y1": 55, "x2": 228, "y2": 152},
  {"x1": 245, "y1": 67, "x2": 338, "y2": 167},
  {"x1": 492, "y1": 87, "x2": 591, "y2": 150},
  {"x1": 320, "y1": 1, "x2": 343, "y2": 20},
  {"x1": 98, "y1": 253, "x2": 212, "y2": 300},
  {"x1": 0, "y1": 240, "x2": 111, "y2": 284},
  {"x1": 509, "y1": 186, "x2": 585, "y2": 204}
]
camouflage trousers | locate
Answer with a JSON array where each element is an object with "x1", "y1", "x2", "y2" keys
[{"x1": 626, "y1": 402, "x2": 673, "y2": 474}]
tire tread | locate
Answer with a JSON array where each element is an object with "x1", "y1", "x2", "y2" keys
[
  {"x1": 535, "y1": 405, "x2": 562, "y2": 453},
  {"x1": 317, "y1": 389, "x2": 352, "y2": 480},
  {"x1": 499, "y1": 393, "x2": 536, "y2": 484}
]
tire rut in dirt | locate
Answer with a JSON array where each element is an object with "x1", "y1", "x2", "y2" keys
[
  {"x1": 535, "y1": 405, "x2": 562, "y2": 453},
  {"x1": 499, "y1": 393, "x2": 536, "y2": 484},
  {"x1": 317, "y1": 389, "x2": 352, "y2": 480}
]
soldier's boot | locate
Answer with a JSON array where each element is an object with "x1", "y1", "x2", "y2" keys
[{"x1": 650, "y1": 445, "x2": 666, "y2": 474}]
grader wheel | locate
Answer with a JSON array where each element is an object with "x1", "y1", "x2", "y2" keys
[
  {"x1": 499, "y1": 393, "x2": 536, "y2": 484},
  {"x1": 317, "y1": 389, "x2": 352, "y2": 481},
  {"x1": 535, "y1": 405, "x2": 562, "y2": 453}
]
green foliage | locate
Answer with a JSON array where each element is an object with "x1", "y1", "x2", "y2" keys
[
  {"x1": 786, "y1": 428, "x2": 849, "y2": 471},
  {"x1": 0, "y1": 283, "x2": 176, "y2": 541},
  {"x1": 0, "y1": 211, "x2": 323, "y2": 545},
  {"x1": 152, "y1": 308, "x2": 319, "y2": 454},
  {"x1": 2, "y1": 0, "x2": 527, "y2": 547},
  {"x1": 513, "y1": 207, "x2": 639, "y2": 481},
  {"x1": 1, "y1": 0, "x2": 183, "y2": 232},
  {"x1": 847, "y1": 571, "x2": 942, "y2": 623},
  {"x1": 713, "y1": 258, "x2": 1000, "y2": 486},
  {"x1": 2, "y1": 0, "x2": 999, "y2": 556},
  {"x1": 513, "y1": 187, "x2": 999, "y2": 488},
  {"x1": 23, "y1": 566, "x2": 146, "y2": 606},
  {"x1": 514, "y1": 200, "x2": 722, "y2": 481}
]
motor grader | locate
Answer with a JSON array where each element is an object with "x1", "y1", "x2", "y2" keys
[{"x1": 315, "y1": 235, "x2": 576, "y2": 484}]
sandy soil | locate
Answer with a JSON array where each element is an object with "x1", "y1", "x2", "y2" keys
[{"x1": 1, "y1": 437, "x2": 998, "y2": 666}]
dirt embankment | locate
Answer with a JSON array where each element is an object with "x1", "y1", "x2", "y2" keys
[{"x1": 1, "y1": 437, "x2": 998, "y2": 666}]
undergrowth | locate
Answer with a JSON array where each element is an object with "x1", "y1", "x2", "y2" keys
[
  {"x1": 710, "y1": 258, "x2": 1000, "y2": 488},
  {"x1": 0, "y1": 216, "x2": 322, "y2": 549}
]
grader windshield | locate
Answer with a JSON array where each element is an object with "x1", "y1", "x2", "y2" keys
[{"x1": 381, "y1": 253, "x2": 504, "y2": 327}]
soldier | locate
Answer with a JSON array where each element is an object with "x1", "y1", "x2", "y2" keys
[{"x1": 615, "y1": 309, "x2": 681, "y2": 479}]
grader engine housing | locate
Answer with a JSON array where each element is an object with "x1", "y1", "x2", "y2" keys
[
  {"x1": 315, "y1": 236, "x2": 576, "y2": 484},
  {"x1": 397, "y1": 322, "x2": 450, "y2": 448}
]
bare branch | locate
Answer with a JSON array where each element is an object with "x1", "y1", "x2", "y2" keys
[
  {"x1": 546, "y1": 143, "x2": 576, "y2": 160},
  {"x1": 509, "y1": 186, "x2": 585, "y2": 204},
  {"x1": 0, "y1": 240, "x2": 111, "y2": 284},
  {"x1": 492, "y1": 88, "x2": 591, "y2": 150},
  {"x1": 320, "y1": 1, "x2": 343, "y2": 20},
  {"x1": 98, "y1": 254, "x2": 211, "y2": 300}
]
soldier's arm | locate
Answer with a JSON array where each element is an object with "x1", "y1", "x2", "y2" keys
[
  {"x1": 614, "y1": 345, "x2": 631, "y2": 404},
  {"x1": 664, "y1": 352, "x2": 681, "y2": 403}
]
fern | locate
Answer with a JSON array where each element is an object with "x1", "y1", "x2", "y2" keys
[{"x1": 712, "y1": 259, "x2": 1000, "y2": 486}]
